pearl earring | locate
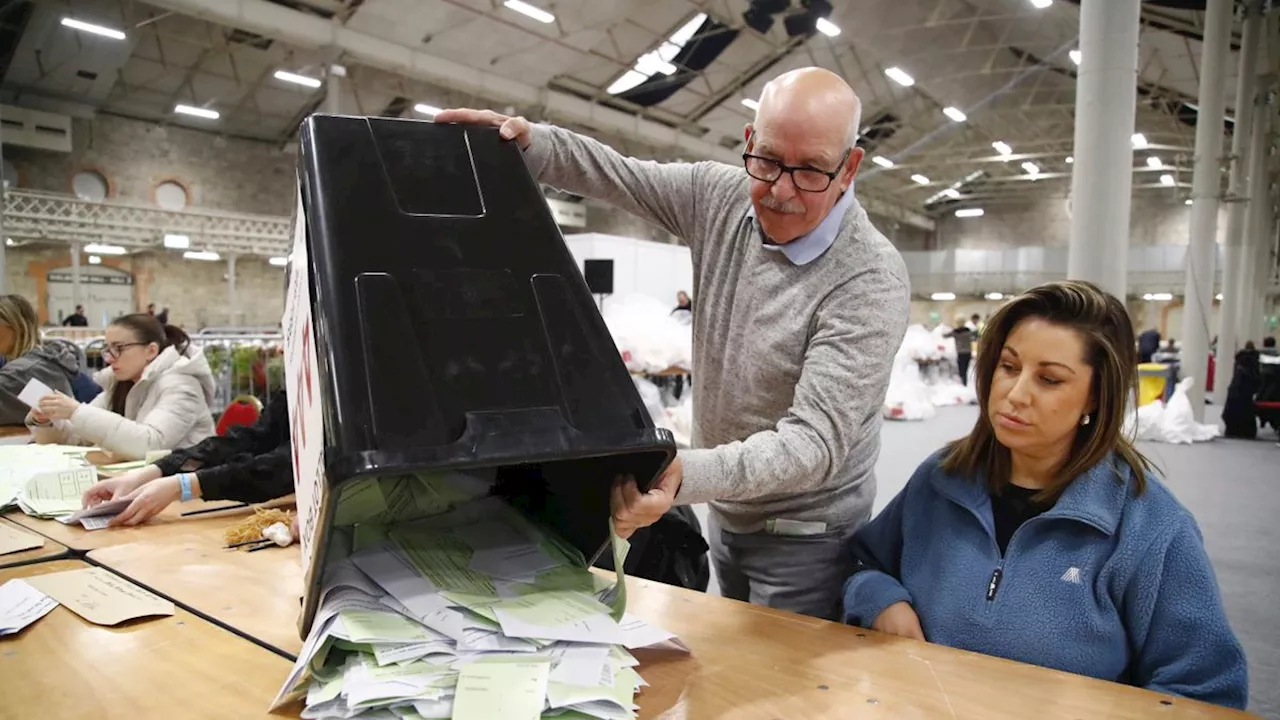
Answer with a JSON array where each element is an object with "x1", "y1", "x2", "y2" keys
[{"x1": 1081, "y1": 414, "x2": 1091, "y2": 426}]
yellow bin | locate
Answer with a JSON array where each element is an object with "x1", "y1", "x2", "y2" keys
[{"x1": 1137, "y1": 363, "x2": 1171, "y2": 406}]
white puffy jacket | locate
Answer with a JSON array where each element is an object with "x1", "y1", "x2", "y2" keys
[{"x1": 31, "y1": 345, "x2": 217, "y2": 460}]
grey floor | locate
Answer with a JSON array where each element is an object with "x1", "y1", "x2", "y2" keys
[{"x1": 692, "y1": 405, "x2": 1280, "y2": 717}]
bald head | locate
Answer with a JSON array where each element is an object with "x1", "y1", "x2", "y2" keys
[{"x1": 756, "y1": 68, "x2": 861, "y2": 150}]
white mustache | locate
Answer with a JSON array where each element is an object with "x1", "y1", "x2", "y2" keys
[{"x1": 759, "y1": 195, "x2": 805, "y2": 215}]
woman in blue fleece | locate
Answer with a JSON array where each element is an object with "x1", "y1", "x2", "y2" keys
[{"x1": 843, "y1": 281, "x2": 1248, "y2": 709}]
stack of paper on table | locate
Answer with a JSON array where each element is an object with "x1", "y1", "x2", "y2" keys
[
  {"x1": 273, "y1": 473, "x2": 686, "y2": 720},
  {"x1": 0, "y1": 444, "x2": 98, "y2": 515}
]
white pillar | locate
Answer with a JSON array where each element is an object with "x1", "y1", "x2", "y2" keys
[
  {"x1": 1240, "y1": 70, "x2": 1274, "y2": 345},
  {"x1": 1246, "y1": 177, "x2": 1276, "y2": 341},
  {"x1": 1177, "y1": 0, "x2": 1232, "y2": 417},
  {"x1": 70, "y1": 243, "x2": 82, "y2": 309},
  {"x1": 1067, "y1": 0, "x2": 1142, "y2": 300},
  {"x1": 227, "y1": 253, "x2": 238, "y2": 326},
  {"x1": 325, "y1": 67, "x2": 344, "y2": 115},
  {"x1": 1214, "y1": 0, "x2": 1264, "y2": 403},
  {"x1": 0, "y1": 104, "x2": 6, "y2": 295}
]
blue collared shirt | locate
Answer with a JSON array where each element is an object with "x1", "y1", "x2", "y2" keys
[{"x1": 747, "y1": 186, "x2": 856, "y2": 266}]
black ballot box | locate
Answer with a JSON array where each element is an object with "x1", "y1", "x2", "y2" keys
[{"x1": 283, "y1": 114, "x2": 675, "y2": 635}]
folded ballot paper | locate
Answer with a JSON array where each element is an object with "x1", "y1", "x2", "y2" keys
[
  {"x1": 0, "y1": 444, "x2": 98, "y2": 517},
  {"x1": 272, "y1": 475, "x2": 686, "y2": 720}
]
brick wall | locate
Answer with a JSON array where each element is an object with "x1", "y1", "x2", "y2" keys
[{"x1": 5, "y1": 112, "x2": 295, "y2": 215}]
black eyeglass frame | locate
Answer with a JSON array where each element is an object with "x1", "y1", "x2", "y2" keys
[{"x1": 741, "y1": 145, "x2": 853, "y2": 193}]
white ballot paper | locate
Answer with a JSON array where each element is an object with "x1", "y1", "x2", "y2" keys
[
  {"x1": 0, "y1": 579, "x2": 59, "y2": 636},
  {"x1": 16, "y1": 378, "x2": 54, "y2": 409}
]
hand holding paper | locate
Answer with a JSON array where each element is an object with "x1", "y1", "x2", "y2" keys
[{"x1": 16, "y1": 378, "x2": 55, "y2": 409}]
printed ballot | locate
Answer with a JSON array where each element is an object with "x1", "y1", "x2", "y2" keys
[
  {"x1": 0, "y1": 579, "x2": 58, "y2": 636},
  {"x1": 0, "y1": 522, "x2": 44, "y2": 556},
  {"x1": 16, "y1": 378, "x2": 54, "y2": 409},
  {"x1": 271, "y1": 473, "x2": 686, "y2": 720},
  {"x1": 19, "y1": 467, "x2": 98, "y2": 518},
  {"x1": 25, "y1": 567, "x2": 175, "y2": 626},
  {"x1": 57, "y1": 498, "x2": 131, "y2": 529}
]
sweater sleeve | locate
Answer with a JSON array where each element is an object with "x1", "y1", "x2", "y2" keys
[
  {"x1": 676, "y1": 267, "x2": 909, "y2": 505},
  {"x1": 842, "y1": 474, "x2": 916, "y2": 628},
  {"x1": 1123, "y1": 518, "x2": 1249, "y2": 709},
  {"x1": 67, "y1": 377, "x2": 207, "y2": 460},
  {"x1": 520, "y1": 123, "x2": 732, "y2": 252},
  {"x1": 196, "y1": 444, "x2": 294, "y2": 504}
]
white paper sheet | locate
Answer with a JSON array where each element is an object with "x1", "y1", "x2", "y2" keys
[
  {"x1": 0, "y1": 579, "x2": 59, "y2": 636},
  {"x1": 16, "y1": 378, "x2": 54, "y2": 409}
]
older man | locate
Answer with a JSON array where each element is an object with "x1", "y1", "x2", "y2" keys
[{"x1": 438, "y1": 67, "x2": 909, "y2": 619}]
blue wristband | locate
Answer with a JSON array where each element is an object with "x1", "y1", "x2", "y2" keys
[{"x1": 179, "y1": 473, "x2": 194, "y2": 502}]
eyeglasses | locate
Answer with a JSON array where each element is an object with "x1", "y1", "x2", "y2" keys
[
  {"x1": 742, "y1": 148, "x2": 852, "y2": 193},
  {"x1": 103, "y1": 342, "x2": 146, "y2": 359}
]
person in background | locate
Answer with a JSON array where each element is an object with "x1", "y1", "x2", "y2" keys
[
  {"x1": 156, "y1": 307, "x2": 170, "y2": 325},
  {"x1": 671, "y1": 290, "x2": 693, "y2": 315},
  {"x1": 842, "y1": 281, "x2": 1247, "y2": 708},
  {"x1": 0, "y1": 295, "x2": 81, "y2": 425},
  {"x1": 1262, "y1": 336, "x2": 1278, "y2": 357},
  {"x1": 947, "y1": 316, "x2": 974, "y2": 386},
  {"x1": 27, "y1": 313, "x2": 216, "y2": 460},
  {"x1": 62, "y1": 305, "x2": 89, "y2": 327},
  {"x1": 1138, "y1": 327, "x2": 1161, "y2": 364},
  {"x1": 82, "y1": 389, "x2": 292, "y2": 526},
  {"x1": 438, "y1": 66, "x2": 911, "y2": 620},
  {"x1": 146, "y1": 302, "x2": 156, "y2": 316}
]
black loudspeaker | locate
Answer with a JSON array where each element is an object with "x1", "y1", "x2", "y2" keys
[{"x1": 583, "y1": 259, "x2": 614, "y2": 295}]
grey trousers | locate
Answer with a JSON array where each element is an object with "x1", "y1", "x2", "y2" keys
[{"x1": 708, "y1": 509, "x2": 864, "y2": 621}]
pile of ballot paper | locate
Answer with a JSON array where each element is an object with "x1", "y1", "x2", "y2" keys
[
  {"x1": 0, "y1": 445, "x2": 98, "y2": 518},
  {"x1": 273, "y1": 472, "x2": 686, "y2": 720}
]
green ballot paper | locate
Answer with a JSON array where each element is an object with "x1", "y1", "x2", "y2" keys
[{"x1": 452, "y1": 659, "x2": 551, "y2": 720}]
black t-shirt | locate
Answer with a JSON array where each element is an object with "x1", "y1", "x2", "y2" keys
[{"x1": 991, "y1": 484, "x2": 1049, "y2": 556}]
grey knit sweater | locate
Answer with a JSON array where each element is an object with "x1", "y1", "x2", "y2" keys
[{"x1": 523, "y1": 124, "x2": 910, "y2": 533}]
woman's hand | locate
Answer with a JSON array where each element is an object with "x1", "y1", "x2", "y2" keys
[
  {"x1": 36, "y1": 392, "x2": 80, "y2": 422},
  {"x1": 82, "y1": 465, "x2": 164, "y2": 508},
  {"x1": 872, "y1": 601, "x2": 926, "y2": 642},
  {"x1": 432, "y1": 108, "x2": 532, "y2": 150},
  {"x1": 110, "y1": 476, "x2": 182, "y2": 527}
]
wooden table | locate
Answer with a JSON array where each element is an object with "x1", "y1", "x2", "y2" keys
[
  {"x1": 0, "y1": 425, "x2": 31, "y2": 445},
  {"x1": 89, "y1": 533, "x2": 305, "y2": 656},
  {"x1": 0, "y1": 560, "x2": 301, "y2": 719},
  {"x1": 0, "y1": 517, "x2": 69, "y2": 568},
  {"x1": 4, "y1": 498, "x2": 293, "y2": 553},
  {"x1": 623, "y1": 576, "x2": 1252, "y2": 720}
]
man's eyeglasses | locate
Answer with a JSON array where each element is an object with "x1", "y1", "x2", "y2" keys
[
  {"x1": 742, "y1": 148, "x2": 852, "y2": 193},
  {"x1": 103, "y1": 342, "x2": 146, "y2": 359}
]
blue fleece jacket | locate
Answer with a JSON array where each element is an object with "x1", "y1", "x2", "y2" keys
[{"x1": 843, "y1": 451, "x2": 1248, "y2": 709}]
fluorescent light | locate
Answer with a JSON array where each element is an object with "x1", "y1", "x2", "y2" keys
[
  {"x1": 1066, "y1": 156, "x2": 1074, "y2": 164},
  {"x1": 1185, "y1": 199, "x2": 1193, "y2": 205},
  {"x1": 414, "y1": 103, "x2": 443, "y2": 116},
  {"x1": 943, "y1": 107, "x2": 967, "y2": 123},
  {"x1": 88, "y1": 255, "x2": 102, "y2": 265},
  {"x1": 1142, "y1": 292, "x2": 1174, "y2": 302},
  {"x1": 1147, "y1": 156, "x2": 1163, "y2": 169},
  {"x1": 61, "y1": 17, "x2": 125, "y2": 40},
  {"x1": 635, "y1": 51, "x2": 678, "y2": 76},
  {"x1": 872, "y1": 156, "x2": 895, "y2": 169},
  {"x1": 183, "y1": 250, "x2": 221, "y2": 262},
  {"x1": 992, "y1": 140, "x2": 1012, "y2": 157},
  {"x1": 955, "y1": 208, "x2": 985, "y2": 218},
  {"x1": 985, "y1": 292, "x2": 1005, "y2": 301},
  {"x1": 1215, "y1": 293, "x2": 1223, "y2": 300},
  {"x1": 503, "y1": 0, "x2": 554, "y2": 23},
  {"x1": 1069, "y1": 49, "x2": 1082, "y2": 65},
  {"x1": 273, "y1": 70, "x2": 322, "y2": 89},
  {"x1": 741, "y1": 98, "x2": 760, "y2": 111},
  {"x1": 815, "y1": 17, "x2": 841, "y2": 37},
  {"x1": 608, "y1": 13, "x2": 705, "y2": 95},
  {"x1": 885, "y1": 67, "x2": 915, "y2": 87},
  {"x1": 1160, "y1": 174, "x2": 1175, "y2": 186},
  {"x1": 163, "y1": 233, "x2": 190, "y2": 249},
  {"x1": 174, "y1": 104, "x2": 219, "y2": 120},
  {"x1": 3, "y1": 238, "x2": 12, "y2": 247},
  {"x1": 911, "y1": 174, "x2": 930, "y2": 185},
  {"x1": 1029, "y1": 0, "x2": 1052, "y2": 7},
  {"x1": 1021, "y1": 161, "x2": 1040, "y2": 176},
  {"x1": 943, "y1": 188, "x2": 961, "y2": 199},
  {"x1": 931, "y1": 292, "x2": 957, "y2": 301},
  {"x1": 268, "y1": 257, "x2": 289, "y2": 267},
  {"x1": 84, "y1": 243, "x2": 126, "y2": 255},
  {"x1": 1131, "y1": 133, "x2": 1148, "y2": 149}
]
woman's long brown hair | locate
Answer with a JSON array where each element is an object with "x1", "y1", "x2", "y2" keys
[{"x1": 940, "y1": 280, "x2": 1154, "y2": 501}]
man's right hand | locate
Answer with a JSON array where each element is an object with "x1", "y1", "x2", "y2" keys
[
  {"x1": 871, "y1": 601, "x2": 926, "y2": 642},
  {"x1": 433, "y1": 108, "x2": 533, "y2": 150}
]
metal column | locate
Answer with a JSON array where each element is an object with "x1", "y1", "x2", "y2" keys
[
  {"x1": 1241, "y1": 72, "x2": 1274, "y2": 344},
  {"x1": 0, "y1": 104, "x2": 6, "y2": 294},
  {"x1": 70, "y1": 243, "x2": 82, "y2": 311},
  {"x1": 227, "y1": 253, "x2": 238, "y2": 327},
  {"x1": 1178, "y1": 0, "x2": 1232, "y2": 417},
  {"x1": 1067, "y1": 0, "x2": 1143, "y2": 300},
  {"x1": 1214, "y1": 0, "x2": 1265, "y2": 403},
  {"x1": 325, "y1": 65, "x2": 344, "y2": 115}
]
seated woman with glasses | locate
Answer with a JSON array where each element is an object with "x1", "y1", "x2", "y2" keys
[
  {"x1": 842, "y1": 281, "x2": 1247, "y2": 708},
  {"x1": 0, "y1": 294, "x2": 84, "y2": 425},
  {"x1": 28, "y1": 313, "x2": 216, "y2": 460}
]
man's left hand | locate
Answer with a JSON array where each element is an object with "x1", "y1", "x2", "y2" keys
[{"x1": 611, "y1": 458, "x2": 682, "y2": 539}]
